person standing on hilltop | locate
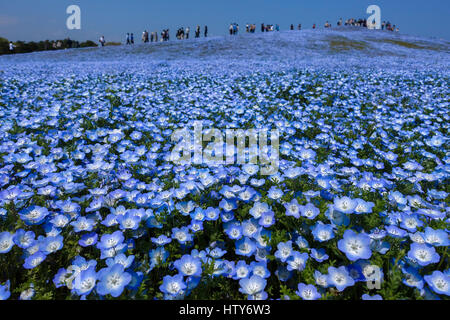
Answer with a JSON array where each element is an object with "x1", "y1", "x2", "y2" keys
[
  {"x1": 131, "y1": 33, "x2": 135, "y2": 44},
  {"x1": 204, "y1": 26, "x2": 208, "y2": 37},
  {"x1": 195, "y1": 26, "x2": 200, "y2": 38},
  {"x1": 186, "y1": 27, "x2": 190, "y2": 39},
  {"x1": 9, "y1": 41, "x2": 15, "y2": 53},
  {"x1": 261, "y1": 23, "x2": 265, "y2": 32},
  {"x1": 99, "y1": 36, "x2": 106, "y2": 47},
  {"x1": 126, "y1": 33, "x2": 131, "y2": 45},
  {"x1": 290, "y1": 24, "x2": 294, "y2": 30},
  {"x1": 312, "y1": 24, "x2": 316, "y2": 29},
  {"x1": 298, "y1": 24, "x2": 301, "y2": 30}
]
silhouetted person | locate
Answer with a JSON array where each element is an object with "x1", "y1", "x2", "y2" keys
[
  {"x1": 195, "y1": 25, "x2": 200, "y2": 38},
  {"x1": 204, "y1": 26, "x2": 208, "y2": 37},
  {"x1": 126, "y1": 33, "x2": 131, "y2": 45},
  {"x1": 261, "y1": 23, "x2": 265, "y2": 32},
  {"x1": 290, "y1": 24, "x2": 294, "y2": 30}
]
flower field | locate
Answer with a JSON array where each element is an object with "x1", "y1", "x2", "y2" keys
[{"x1": 0, "y1": 29, "x2": 449, "y2": 300}]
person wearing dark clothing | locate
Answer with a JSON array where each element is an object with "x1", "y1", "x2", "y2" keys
[
  {"x1": 261, "y1": 23, "x2": 265, "y2": 32},
  {"x1": 204, "y1": 26, "x2": 208, "y2": 37},
  {"x1": 290, "y1": 24, "x2": 294, "y2": 30},
  {"x1": 126, "y1": 33, "x2": 131, "y2": 45}
]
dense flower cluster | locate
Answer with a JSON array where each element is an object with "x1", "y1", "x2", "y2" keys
[{"x1": 0, "y1": 30, "x2": 448, "y2": 300}]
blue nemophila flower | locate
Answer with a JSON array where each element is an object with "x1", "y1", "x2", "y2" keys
[
  {"x1": 333, "y1": 196, "x2": 357, "y2": 214},
  {"x1": 424, "y1": 271, "x2": 450, "y2": 296},
  {"x1": 73, "y1": 266, "x2": 97, "y2": 296},
  {"x1": 239, "y1": 275, "x2": 266, "y2": 297},
  {"x1": 175, "y1": 201, "x2": 196, "y2": 216},
  {"x1": 79, "y1": 232, "x2": 98, "y2": 247},
  {"x1": 300, "y1": 203, "x2": 320, "y2": 220},
  {"x1": 13, "y1": 229, "x2": 35, "y2": 249},
  {"x1": 407, "y1": 243, "x2": 440, "y2": 267},
  {"x1": 296, "y1": 283, "x2": 321, "y2": 300},
  {"x1": 267, "y1": 186, "x2": 283, "y2": 201},
  {"x1": 189, "y1": 220, "x2": 204, "y2": 233},
  {"x1": 274, "y1": 241, "x2": 293, "y2": 262},
  {"x1": 19, "y1": 205, "x2": 49, "y2": 225},
  {"x1": 97, "y1": 231, "x2": 125, "y2": 250},
  {"x1": 250, "y1": 261, "x2": 270, "y2": 279},
  {"x1": 151, "y1": 235, "x2": 172, "y2": 246},
  {"x1": 235, "y1": 237, "x2": 257, "y2": 257},
  {"x1": 259, "y1": 210, "x2": 275, "y2": 227},
  {"x1": 160, "y1": 274, "x2": 186, "y2": 296},
  {"x1": 354, "y1": 199, "x2": 375, "y2": 214},
  {"x1": 400, "y1": 212, "x2": 423, "y2": 232},
  {"x1": 286, "y1": 251, "x2": 309, "y2": 271},
  {"x1": 55, "y1": 200, "x2": 81, "y2": 216},
  {"x1": 96, "y1": 264, "x2": 132, "y2": 297},
  {"x1": 117, "y1": 211, "x2": 141, "y2": 230},
  {"x1": 23, "y1": 252, "x2": 47, "y2": 269},
  {"x1": 233, "y1": 261, "x2": 252, "y2": 280},
  {"x1": 0, "y1": 281, "x2": 10, "y2": 300},
  {"x1": 204, "y1": 207, "x2": 220, "y2": 221},
  {"x1": 311, "y1": 222, "x2": 335, "y2": 242},
  {"x1": 50, "y1": 214, "x2": 70, "y2": 228},
  {"x1": 224, "y1": 221, "x2": 243, "y2": 240},
  {"x1": 173, "y1": 254, "x2": 202, "y2": 277},
  {"x1": 40, "y1": 235, "x2": 64, "y2": 254},
  {"x1": 311, "y1": 248, "x2": 329, "y2": 262},
  {"x1": 206, "y1": 246, "x2": 227, "y2": 259},
  {"x1": 314, "y1": 270, "x2": 328, "y2": 288},
  {"x1": 149, "y1": 247, "x2": 169, "y2": 267},
  {"x1": 0, "y1": 232, "x2": 14, "y2": 254},
  {"x1": 401, "y1": 266, "x2": 424, "y2": 290},
  {"x1": 284, "y1": 199, "x2": 300, "y2": 218},
  {"x1": 171, "y1": 227, "x2": 193, "y2": 244},
  {"x1": 70, "y1": 216, "x2": 96, "y2": 233},
  {"x1": 295, "y1": 235, "x2": 309, "y2": 249},
  {"x1": 326, "y1": 266, "x2": 355, "y2": 292},
  {"x1": 106, "y1": 254, "x2": 135, "y2": 269},
  {"x1": 250, "y1": 202, "x2": 271, "y2": 219},
  {"x1": 238, "y1": 187, "x2": 257, "y2": 203},
  {"x1": 422, "y1": 227, "x2": 449, "y2": 247},
  {"x1": 338, "y1": 230, "x2": 372, "y2": 261},
  {"x1": 219, "y1": 198, "x2": 237, "y2": 212},
  {"x1": 385, "y1": 225, "x2": 408, "y2": 238}
]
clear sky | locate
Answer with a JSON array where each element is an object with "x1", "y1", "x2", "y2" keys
[{"x1": 1, "y1": 0, "x2": 449, "y2": 42}]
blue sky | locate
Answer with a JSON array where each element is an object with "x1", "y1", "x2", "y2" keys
[{"x1": 1, "y1": 0, "x2": 449, "y2": 42}]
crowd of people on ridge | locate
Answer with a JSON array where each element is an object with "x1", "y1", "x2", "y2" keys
[{"x1": 6, "y1": 16, "x2": 401, "y2": 55}]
